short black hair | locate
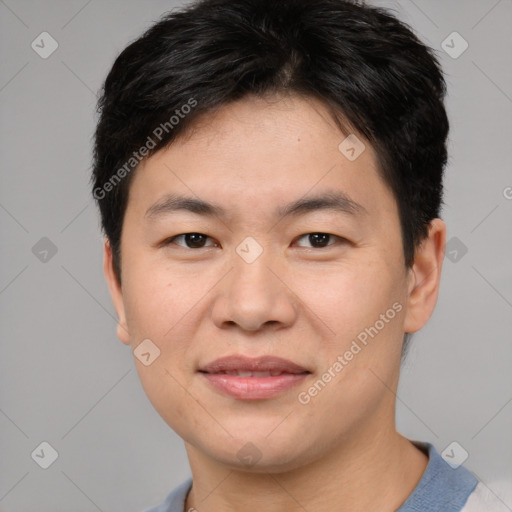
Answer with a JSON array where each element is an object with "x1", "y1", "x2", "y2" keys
[{"x1": 92, "y1": 0, "x2": 448, "y2": 286}]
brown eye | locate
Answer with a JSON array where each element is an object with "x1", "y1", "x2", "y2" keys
[
  {"x1": 295, "y1": 233, "x2": 339, "y2": 248},
  {"x1": 166, "y1": 233, "x2": 216, "y2": 248}
]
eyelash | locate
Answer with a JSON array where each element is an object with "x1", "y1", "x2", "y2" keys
[{"x1": 162, "y1": 232, "x2": 346, "y2": 249}]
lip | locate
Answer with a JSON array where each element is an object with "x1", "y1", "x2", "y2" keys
[{"x1": 199, "y1": 355, "x2": 310, "y2": 400}]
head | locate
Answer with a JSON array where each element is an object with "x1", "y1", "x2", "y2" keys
[{"x1": 93, "y1": 0, "x2": 448, "y2": 471}]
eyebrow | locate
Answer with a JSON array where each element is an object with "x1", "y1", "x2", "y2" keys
[{"x1": 144, "y1": 191, "x2": 366, "y2": 221}]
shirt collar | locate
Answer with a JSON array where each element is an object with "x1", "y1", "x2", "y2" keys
[{"x1": 396, "y1": 441, "x2": 477, "y2": 512}]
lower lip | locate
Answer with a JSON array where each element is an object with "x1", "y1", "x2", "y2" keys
[{"x1": 201, "y1": 373, "x2": 309, "y2": 400}]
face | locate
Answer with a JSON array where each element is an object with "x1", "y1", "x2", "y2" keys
[{"x1": 104, "y1": 94, "x2": 445, "y2": 472}]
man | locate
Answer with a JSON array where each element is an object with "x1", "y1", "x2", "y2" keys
[{"x1": 92, "y1": 0, "x2": 505, "y2": 510}]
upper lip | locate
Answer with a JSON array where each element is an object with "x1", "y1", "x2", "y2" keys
[{"x1": 199, "y1": 356, "x2": 310, "y2": 374}]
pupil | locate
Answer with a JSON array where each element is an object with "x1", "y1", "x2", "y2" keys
[
  {"x1": 310, "y1": 233, "x2": 329, "y2": 248},
  {"x1": 186, "y1": 233, "x2": 206, "y2": 248}
]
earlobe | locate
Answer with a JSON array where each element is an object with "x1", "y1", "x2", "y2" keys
[
  {"x1": 103, "y1": 238, "x2": 131, "y2": 345},
  {"x1": 403, "y1": 219, "x2": 447, "y2": 334}
]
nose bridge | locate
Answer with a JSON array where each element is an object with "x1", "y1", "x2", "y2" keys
[
  {"x1": 212, "y1": 239, "x2": 297, "y2": 331},
  {"x1": 231, "y1": 246, "x2": 274, "y2": 299}
]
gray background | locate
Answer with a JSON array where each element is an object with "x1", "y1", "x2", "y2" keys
[{"x1": 1, "y1": 0, "x2": 511, "y2": 511}]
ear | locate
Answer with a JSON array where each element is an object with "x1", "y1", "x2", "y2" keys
[
  {"x1": 403, "y1": 218, "x2": 446, "y2": 333},
  {"x1": 103, "y1": 238, "x2": 131, "y2": 345}
]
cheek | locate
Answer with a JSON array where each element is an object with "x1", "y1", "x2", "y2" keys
[
  {"x1": 300, "y1": 261, "x2": 404, "y2": 345},
  {"x1": 121, "y1": 256, "x2": 215, "y2": 398},
  {"x1": 122, "y1": 258, "x2": 198, "y2": 342}
]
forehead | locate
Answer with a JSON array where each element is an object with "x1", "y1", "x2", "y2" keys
[{"x1": 127, "y1": 94, "x2": 396, "y2": 222}]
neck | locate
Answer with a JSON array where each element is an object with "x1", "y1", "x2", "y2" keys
[{"x1": 184, "y1": 425, "x2": 428, "y2": 512}]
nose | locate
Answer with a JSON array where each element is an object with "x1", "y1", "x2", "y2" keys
[{"x1": 211, "y1": 249, "x2": 298, "y2": 333}]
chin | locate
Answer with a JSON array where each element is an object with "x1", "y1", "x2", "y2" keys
[{"x1": 190, "y1": 429, "x2": 319, "y2": 474}]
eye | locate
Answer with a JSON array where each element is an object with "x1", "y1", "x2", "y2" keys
[
  {"x1": 295, "y1": 232, "x2": 343, "y2": 249},
  {"x1": 163, "y1": 233, "x2": 218, "y2": 249}
]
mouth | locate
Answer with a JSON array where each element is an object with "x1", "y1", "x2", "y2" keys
[{"x1": 199, "y1": 356, "x2": 311, "y2": 400}]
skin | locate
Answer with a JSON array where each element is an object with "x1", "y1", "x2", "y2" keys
[{"x1": 104, "y1": 93, "x2": 446, "y2": 512}]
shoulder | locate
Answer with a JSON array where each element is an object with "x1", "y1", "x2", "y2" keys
[
  {"x1": 461, "y1": 481, "x2": 512, "y2": 512},
  {"x1": 142, "y1": 479, "x2": 192, "y2": 512}
]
